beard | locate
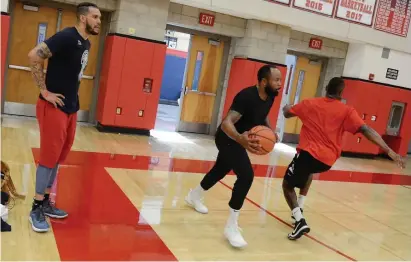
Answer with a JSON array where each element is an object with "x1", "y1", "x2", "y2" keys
[
  {"x1": 265, "y1": 84, "x2": 279, "y2": 97},
  {"x1": 86, "y1": 23, "x2": 99, "y2": 35}
]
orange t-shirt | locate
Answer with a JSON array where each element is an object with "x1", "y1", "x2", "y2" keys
[{"x1": 289, "y1": 97, "x2": 365, "y2": 166}]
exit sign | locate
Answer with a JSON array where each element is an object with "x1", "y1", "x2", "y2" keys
[
  {"x1": 199, "y1": 13, "x2": 215, "y2": 26},
  {"x1": 309, "y1": 38, "x2": 322, "y2": 50}
]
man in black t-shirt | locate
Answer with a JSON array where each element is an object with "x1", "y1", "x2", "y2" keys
[
  {"x1": 27, "y1": 2, "x2": 101, "y2": 233},
  {"x1": 185, "y1": 65, "x2": 282, "y2": 248}
]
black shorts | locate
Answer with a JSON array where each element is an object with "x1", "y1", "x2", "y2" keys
[{"x1": 284, "y1": 150, "x2": 331, "y2": 189}]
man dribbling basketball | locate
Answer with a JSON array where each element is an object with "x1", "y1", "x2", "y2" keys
[
  {"x1": 27, "y1": 2, "x2": 101, "y2": 233},
  {"x1": 282, "y1": 77, "x2": 406, "y2": 240},
  {"x1": 185, "y1": 65, "x2": 282, "y2": 248}
]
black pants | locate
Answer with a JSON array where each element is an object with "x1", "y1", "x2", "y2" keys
[
  {"x1": 1, "y1": 191, "x2": 9, "y2": 205},
  {"x1": 284, "y1": 150, "x2": 331, "y2": 189},
  {"x1": 200, "y1": 135, "x2": 254, "y2": 210}
]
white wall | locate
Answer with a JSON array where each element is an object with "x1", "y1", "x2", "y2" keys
[
  {"x1": 168, "y1": 2, "x2": 247, "y2": 38},
  {"x1": 343, "y1": 44, "x2": 411, "y2": 88},
  {"x1": 289, "y1": 30, "x2": 348, "y2": 58},
  {"x1": 110, "y1": 0, "x2": 170, "y2": 41},
  {"x1": 174, "y1": 32, "x2": 190, "y2": 51},
  {"x1": 1, "y1": 0, "x2": 9, "y2": 12},
  {"x1": 170, "y1": 0, "x2": 411, "y2": 54},
  {"x1": 166, "y1": 31, "x2": 190, "y2": 52},
  {"x1": 342, "y1": 43, "x2": 366, "y2": 79}
]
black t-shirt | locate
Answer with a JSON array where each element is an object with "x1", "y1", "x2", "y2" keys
[
  {"x1": 41, "y1": 27, "x2": 91, "y2": 114},
  {"x1": 216, "y1": 86, "x2": 275, "y2": 142}
]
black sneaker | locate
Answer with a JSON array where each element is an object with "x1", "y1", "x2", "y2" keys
[
  {"x1": 291, "y1": 208, "x2": 303, "y2": 224},
  {"x1": 288, "y1": 218, "x2": 310, "y2": 240}
]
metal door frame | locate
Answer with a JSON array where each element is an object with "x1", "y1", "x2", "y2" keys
[
  {"x1": 276, "y1": 54, "x2": 297, "y2": 142},
  {"x1": 166, "y1": 25, "x2": 231, "y2": 135},
  {"x1": 175, "y1": 33, "x2": 193, "y2": 132}
]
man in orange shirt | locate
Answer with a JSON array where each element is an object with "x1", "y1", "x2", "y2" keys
[{"x1": 282, "y1": 77, "x2": 405, "y2": 240}]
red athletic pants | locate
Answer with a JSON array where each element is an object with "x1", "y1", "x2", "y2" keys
[{"x1": 36, "y1": 99, "x2": 77, "y2": 168}]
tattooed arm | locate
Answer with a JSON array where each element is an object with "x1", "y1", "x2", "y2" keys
[
  {"x1": 221, "y1": 110, "x2": 260, "y2": 154},
  {"x1": 28, "y1": 42, "x2": 52, "y2": 91},
  {"x1": 28, "y1": 42, "x2": 65, "y2": 107}
]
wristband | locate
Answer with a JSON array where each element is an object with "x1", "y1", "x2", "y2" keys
[{"x1": 42, "y1": 90, "x2": 48, "y2": 98}]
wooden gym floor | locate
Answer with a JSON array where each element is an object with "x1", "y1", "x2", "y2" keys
[{"x1": 1, "y1": 115, "x2": 411, "y2": 261}]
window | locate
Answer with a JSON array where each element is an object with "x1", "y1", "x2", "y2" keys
[
  {"x1": 388, "y1": 103, "x2": 404, "y2": 129},
  {"x1": 386, "y1": 102, "x2": 405, "y2": 136},
  {"x1": 191, "y1": 51, "x2": 204, "y2": 91},
  {"x1": 37, "y1": 23, "x2": 47, "y2": 45}
]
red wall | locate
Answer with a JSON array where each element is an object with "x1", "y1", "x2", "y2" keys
[
  {"x1": 222, "y1": 58, "x2": 287, "y2": 131},
  {"x1": 1, "y1": 13, "x2": 10, "y2": 95},
  {"x1": 342, "y1": 78, "x2": 411, "y2": 156},
  {"x1": 96, "y1": 34, "x2": 166, "y2": 130}
]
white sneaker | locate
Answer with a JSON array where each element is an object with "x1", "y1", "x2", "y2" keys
[
  {"x1": 185, "y1": 189, "x2": 208, "y2": 214},
  {"x1": 224, "y1": 223, "x2": 247, "y2": 248},
  {"x1": 0, "y1": 204, "x2": 8, "y2": 222}
]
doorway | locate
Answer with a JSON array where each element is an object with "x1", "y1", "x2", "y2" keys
[
  {"x1": 154, "y1": 31, "x2": 190, "y2": 132},
  {"x1": 3, "y1": 0, "x2": 105, "y2": 122},
  {"x1": 282, "y1": 55, "x2": 323, "y2": 143},
  {"x1": 154, "y1": 28, "x2": 229, "y2": 135}
]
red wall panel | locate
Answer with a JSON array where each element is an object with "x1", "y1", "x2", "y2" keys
[
  {"x1": 222, "y1": 58, "x2": 255, "y2": 117},
  {"x1": 1, "y1": 14, "x2": 10, "y2": 95},
  {"x1": 114, "y1": 40, "x2": 154, "y2": 128},
  {"x1": 342, "y1": 78, "x2": 411, "y2": 156},
  {"x1": 97, "y1": 36, "x2": 127, "y2": 125},
  {"x1": 222, "y1": 58, "x2": 287, "y2": 131},
  {"x1": 96, "y1": 35, "x2": 166, "y2": 131}
]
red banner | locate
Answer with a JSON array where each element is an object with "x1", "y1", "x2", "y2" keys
[{"x1": 374, "y1": 0, "x2": 411, "y2": 37}]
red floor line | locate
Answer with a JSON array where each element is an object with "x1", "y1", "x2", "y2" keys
[
  {"x1": 49, "y1": 165, "x2": 177, "y2": 261},
  {"x1": 218, "y1": 181, "x2": 357, "y2": 262},
  {"x1": 31, "y1": 149, "x2": 411, "y2": 186}
]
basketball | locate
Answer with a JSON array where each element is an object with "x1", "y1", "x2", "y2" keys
[{"x1": 249, "y1": 125, "x2": 277, "y2": 155}]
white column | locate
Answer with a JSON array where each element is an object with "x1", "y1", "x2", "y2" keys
[{"x1": 1, "y1": 0, "x2": 9, "y2": 13}]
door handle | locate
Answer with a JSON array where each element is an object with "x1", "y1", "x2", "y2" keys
[
  {"x1": 198, "y1": 91, "x2": 216, "y2": 96},
  {"x1": 187, "y1": 90, "x2": 216, "y2": 96},
  {"x1": 8, "y1": 64, "x2": 94, "y2": 80}
]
